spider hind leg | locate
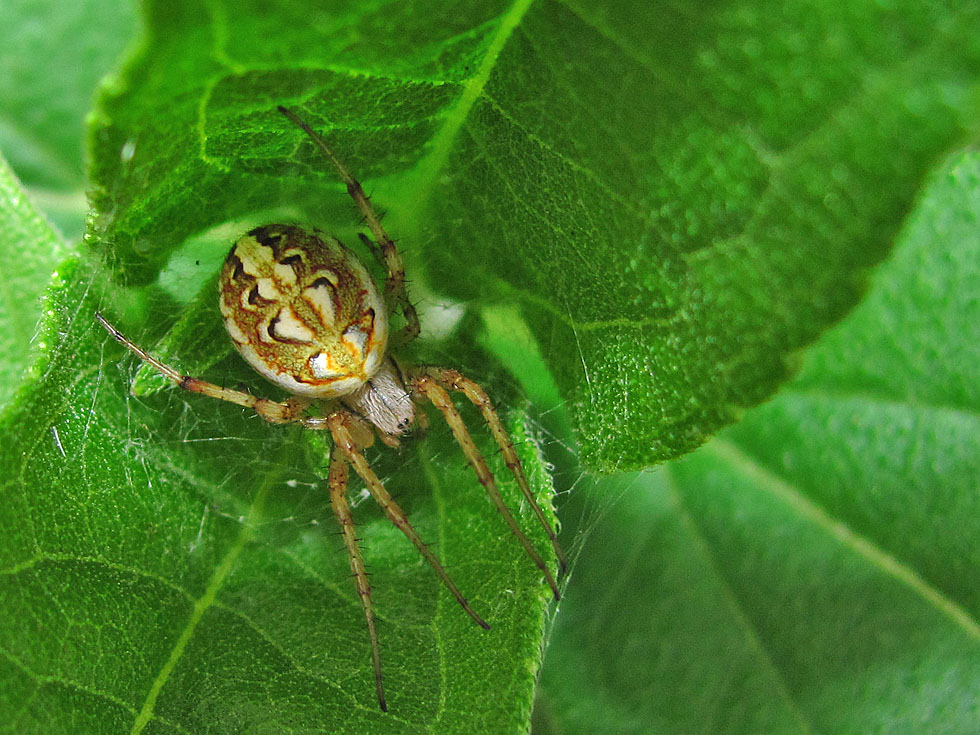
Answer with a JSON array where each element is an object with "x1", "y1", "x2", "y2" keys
[
  {"x1": 327, "y1": 410, "x2": 490, "y2": 630},
  {"x1": 411, "y1": 370, "x2": 563, "y2": 600},
  {"x1": 327, "y1": 443, "x2": 387, "y2": 711},
  {"x1": 424, "y1": 367, "x2": 568, "y2": 578}
]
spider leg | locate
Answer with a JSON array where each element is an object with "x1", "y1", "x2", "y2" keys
[
  {"x1": 358, "y1": 232, "x2": 420, "y2": 346},
  {"x1": 277, "y1": 106, "x2": 420, "y2": 344},
  {"x1": 327, "y1": 443, "x2": 387, "y2": 712},
  {"x1": 411, "y1": 375, "x2": 562, "y2": 601},
  {"x1": 97, "y1": 313, "x2": 321, "y2": 426},
  {"x1": 423, "y1": 367, "x2": 568, "y2": 578},
  {"x1": 357, "y1": 231, "x2": 384, "y2": 264},
  {"x1": 327, "y1": 410, "x2": 491, "y2": 630}
]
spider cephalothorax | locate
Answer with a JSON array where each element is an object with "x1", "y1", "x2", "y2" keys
[{"x1": 97, "y1": 105, "x2": 565, "y2": 712}]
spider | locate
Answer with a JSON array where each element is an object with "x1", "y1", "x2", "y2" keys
[{"x1": 96, "y1": 105, "x2": 566, "y2": 712}]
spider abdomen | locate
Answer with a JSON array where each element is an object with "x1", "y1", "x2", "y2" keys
[{"x1": 219, "y1": 224, "x2": 388, "y2": 398}]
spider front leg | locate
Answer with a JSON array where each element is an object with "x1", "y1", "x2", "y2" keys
[
  {"x1": 358, "y1": 232, "x2": 420, "y2": 346},
  {"x1": 96, "y1": 313, "x2": 317, "y2": 426},
  {"x1": 277, "y1": 105, "x2": 420, "y2": 345},
  {"x1": 410, "y1": 372, "x2": 563, "y2": 600}
]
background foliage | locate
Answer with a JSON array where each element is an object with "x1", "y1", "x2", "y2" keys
[
  {"x1": 1, "y1": 0, "x2": 979, "y2": 733},
  {"x1": 536, "y1": 153, "x2": 980, "y2": 734}
]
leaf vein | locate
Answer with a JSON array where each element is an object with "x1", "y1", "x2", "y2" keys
[
  {"x1": 393, "y1": 0, "x2": 537, "y2": 222},
  {"x1": 666, "y1": 468, "x2": 815, "y2": 734},
  {"x1": 781, "y1": 386, "x2": 980, "y2": 422},
  {"x1": 210, "y1": 599, "x2": 414, "y2": 723},
  {"x1": 128, "y1": 468, "x2": 277, "y2": 734},
  {"x1": 711, "y1": 438, "x2": 980, "y2": 641},
  {"x1": 479, "y1": 92, "x2": 649, "y2": 224}
]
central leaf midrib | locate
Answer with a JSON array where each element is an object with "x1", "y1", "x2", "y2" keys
[
  {"x1": 391, "y1": 0, "x2": 537, "y2": 229},
  {"x1": 128, "y1": 470, "x2": 277, "y2": 734}
]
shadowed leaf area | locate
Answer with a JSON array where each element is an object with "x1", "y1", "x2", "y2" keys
[{"x1": 1, "y1": 0, "x2": 979, "y2": 733}]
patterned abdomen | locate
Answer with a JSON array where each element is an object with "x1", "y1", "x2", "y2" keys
[{"x1": 219, "y1": 224, "x2": 388, "y2": 398}]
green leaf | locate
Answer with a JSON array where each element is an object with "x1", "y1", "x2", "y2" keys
[
  {"x1": 0, "y1": 154, "x2": 65, "y2": 407},
  {"x1": 6, "y1": 1, "x2": 980, "y2": 732},
  {"x1": 537, "y1": 150, "x2": 980, "y2": 733},
  {"x1": 87, "y1": 0, "x2": 980, "y2": 472},
  {"x1": 0, "y1": 0, "x2": 136, "y2": 238},
  {"x1": 0, "y1": 255, "x2": 560, "y2": 732}
]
